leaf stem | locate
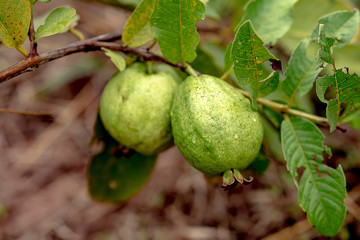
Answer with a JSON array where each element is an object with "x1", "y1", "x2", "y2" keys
[
  {"x1": 15, "y1": 45, "x2": 29, "y2": 57},
  {"x1": 69, "y1": 27, "x2": 85, "y2": 40},
  {"x1": 185, "y1": 64, "x2": 199, "y2": 77},
  {"x1": 220, "y1": 63, "x2": 234, "y2": 80}
]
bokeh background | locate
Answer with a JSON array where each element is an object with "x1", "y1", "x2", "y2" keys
[{"x1": 1, "y1": 0, "x2": 360, "y2": 239}]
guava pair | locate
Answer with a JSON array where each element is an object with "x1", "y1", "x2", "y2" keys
[{"x1": 99, "y1": 63, "x2": 263, "y2": 183}]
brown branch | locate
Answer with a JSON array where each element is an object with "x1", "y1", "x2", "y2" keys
[{"x1": 0, "y1": 30, "x2": 189, "y2": 84}]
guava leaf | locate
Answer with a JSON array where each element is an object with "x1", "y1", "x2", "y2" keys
[
  {"x1": 241, "y1": 0, "x2": 298, "y2": 44},
  {"x1": 38, "y1": 0, "x2": 51, "y2": 2},
  {"x1": 316, "y1": 69, "x2": 360, "y2": 132},
  {"x1": 0, "y1": 0, "x2": 31, "y2": 48},
  {"x1": 281, "y1": 117, "x2": 346, "y2": 237},
  {"x1": 318, "y1": 24, "x2": 336, "y2": 64},
  {"x1": 122, "y1": 0, "x2": 155, "y2": 47},
  {"x1": 282, "y1": 40, "x2": 322, "y2": 99},
  {"x1": 88, "y1": 147, "x2": 157, "y2": 203},
  {"x1": 88, "y1": 114, "x2": 157, "y2": 203},
  {"x1": 35, "y1": 7, "x2": 77, "y2": 41},
  {"x1": 231, "y1": 20, "x2": 279, "y2": 108},
  {"x1": 150, "y1": 0, "x2": 206, "y2": 64},
  {"x1": 102, "y1": 48, "x2": 126, "y2": 71},
  {"x1": 311, "y1": 9, "x2": 359, "y2": 48}
]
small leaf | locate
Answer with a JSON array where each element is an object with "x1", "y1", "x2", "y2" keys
[
  {"x1": 231, "y1": 20, "x2": 279, "y2": 108},
  {"x1": 122, "y1": 0, "x2": 155, "y2": 47},
  {"x1": 242, "y1": 0, "x2": 298, "y2": 44},
  {"x1": 282, "y1": 40, "x2": 322, "y2": 98},
  {"x1": 88, "y1": 114, "x2": 157, "y2": 203},
  {"x1": 316, "y1": 69, "x2": 360, "y2": 132},
  {"x1": 35, "y1": 7, "x2": 77, "y2": 41},
  {"x1": 88, "y1": 148, "x2": 157, "y2": 203},
  {"x1": 281, "y1": 117, "x2": 346, "y2": 236},
  {"x1": 318, "y1": 24, "x2": 336, "y2": 64},
  {"x1": 102, "y1": 48, "x2": 126, "y2": 71},
  {"x1": 38, "y1": 0, "x2": 51, "y2": 2},
  {"x1": 0, "y1": 0, "x2": 31, "y2": 48},
  {"x1": 150, "y1": 0, "x2": 206, "y2": 64},
  {"x1": 311, "y1": 9, "x2": 360, "y2": 48}
]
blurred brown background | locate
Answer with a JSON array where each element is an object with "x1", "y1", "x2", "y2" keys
[{"x1": 1, "y1": 1, "x2": 360, "y2": 239}]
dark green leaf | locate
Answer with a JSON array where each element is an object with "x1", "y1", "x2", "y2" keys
[
  {"x1": 316, "y1": 69, "x2": 360, "y2": 132},
  {"x1": 150, "y1": 0, "x2": 206, "y2": 64},
  {"x1": 35, "y1": 7, "x2": 77, "y2": 41},
  {"x1": 231, "y1": 20, "x2": 279, "y2": 108},
  {"x1": 0, "y1": 0, "x2": 31, "y2": 48},
  {"x1": 88, "y1": 148, "x2": 157, "y2": 203},
  {"x1": 281, "y1": 117, "x2": 346, "y2": 236},
  {"x1": 88, "y1": 114, "x2": 157, "y2": 203},
  {"x1": 122, "y1": 0, "x2": 155, "y2": 47},
  {"x1": 242, "y1": 0, "x2": 297, "y2": 44},
  {"x1": 282, "y1": 40, "x2": 322, "y2": 98}
]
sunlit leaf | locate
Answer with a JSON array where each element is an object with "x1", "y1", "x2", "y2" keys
[
  {"x1": 311, "y1": 9, "x2": 360, "y2": 48},
  {"x1": 123, "y1": 0, "x2": 155, "y2": 47},
  {"x1": 150, "y1": 0, "x2": 206, "y2": 64},
  {"x1": 35, "y1": 7, "x2": 77, "y2": 41},
  {"x1": 231, "y1": 20, "x2": 279, "y2": 108},
  {"x1": 242, "y1": 0, "x2": 298, "y2": 44},
  {"x1": 0, "y1": 0, "x2": 31, "y2": 48},
  {"x1": 102, "y1": 48, "x2": 126, "y2": 71}
]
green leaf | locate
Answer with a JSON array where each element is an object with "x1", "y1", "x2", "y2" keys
[
  {"x1": 38, "y1": 0, "x2": 51, "y2": 2},
  {"x1": 88, "y1": 114, "x2": 157, "y2": 203},
  {"x1": 282, "y1": 40, "x2": 322, "y2": 98},
  {"x1": 88, "y1": 148, "x2": 157, "y2": 203},
  {"x1": 102, "y1": 48, "x2": 126, "y2": 71},
  {"x1": 35, "y1": 7, "x2": 77, "y2": 41},
  {"x1": 281, "y1": 117, "x2": 346, "y2": 236},
  {"x1": 122, "y1": 0, "x2": 155, "y2": 47},
  {"x1": 0, "y1": 0, "x2": 31, "y2": 48},
  {"x1": 316, "y1": 69, "x2": 360, "y2": 132},
  {"x1": 242, "y1": 0, "x2": 298, "y2": 44},
  {"x1": 259, "y1": 71, "x2": 280, "y2": 97},
  {"x1": 150, "y1": 0, "x2": 206, "y2": 64},
  {"x1": 311, "y1": 9, "x2": 360, "y2": 48},
  {"x1": 318, "y1": 24, "x2": 336, "y2": 64},
  {"x1": 230, "y1": 20, "x2": 279, "y2": 108}
]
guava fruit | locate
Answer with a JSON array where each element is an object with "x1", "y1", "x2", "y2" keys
[
  {"x1": 99, "y1": 63, "x2": 180, "y2": 155},
  {"x1": 171, "y1": 74, "x2": 264, "y2": 185}
]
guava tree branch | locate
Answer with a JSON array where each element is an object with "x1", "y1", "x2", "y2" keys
[{"x1": 0, "y1": 30, "x2": 185, "y2": 84}]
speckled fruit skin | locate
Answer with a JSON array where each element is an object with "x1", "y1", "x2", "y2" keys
[
  {"x1": 99, "y1": 63, "x2": 179, "y2": 155},
  {"x1": 171, "y1": 75, "x2": 264, "y2": 176}
]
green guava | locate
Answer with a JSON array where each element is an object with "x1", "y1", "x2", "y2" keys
[
  {"x1": 99, "y1": 63, "x2": 180, "y2": 155},
  {"x1": 171, "y1": 74, "x2": 264, "y2": 185}
]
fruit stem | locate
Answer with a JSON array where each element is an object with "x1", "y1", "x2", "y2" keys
[{"x1": 185, "y1": 64, "x2": 199, "y2": 77}]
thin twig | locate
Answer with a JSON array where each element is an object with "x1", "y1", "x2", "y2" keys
[
  {"x1": 0, "y1": 108, "x2": 54, "y2": 121},
  {"x1": 0, "y1": 30, "x2": 190, "y2": 84}
]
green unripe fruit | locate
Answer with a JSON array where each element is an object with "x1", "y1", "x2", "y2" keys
[
  {"x1": 99, "y1": 63, "x2": 179, "y2": 155},
  {"x1": 171, "y1": 75, "x2": 264, "y2": 176}
]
